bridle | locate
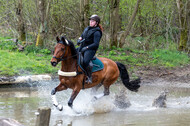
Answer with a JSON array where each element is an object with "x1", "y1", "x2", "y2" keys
[{"x1": 52, "y1": 42, "x2": 84, "y2": 86}]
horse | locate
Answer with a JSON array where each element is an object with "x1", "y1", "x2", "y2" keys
[{"x1": 50, "y1": 36, "x2": 140, "y2": 111}]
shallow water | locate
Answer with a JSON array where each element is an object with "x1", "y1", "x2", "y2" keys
[{"x1": 0, "y1": 80, "x2": 190, "y2": 126}]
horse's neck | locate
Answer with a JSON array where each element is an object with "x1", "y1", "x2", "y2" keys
[{"x1": 61, "y1": 58, "x2": 77, "y2": 72}]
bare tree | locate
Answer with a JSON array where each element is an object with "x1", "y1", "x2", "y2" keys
[
  {"x1": 118, "y1": 0, "x2": 142, "y2": 48},
  {"x1": 80, "y1": 0, "x2": 90, "y2": 32},
  {"x1": 176, "y1": 0, "x2": 189, "y2": 51},
  {"x1": 109, "y1": 0, "x2": 120, "y2": 48},
  {"x1": 16, "y1": 0, "x2": 26, "y2": 41},
  {"x1": 36, "y1": 0, "x2": 51, "y2": 47},
  {"x1": 187, "y1": 0, "x2": 190, "y2": 53}
]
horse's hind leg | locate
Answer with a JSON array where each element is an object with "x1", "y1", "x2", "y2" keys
[
  {"x1": 103, "y1": 85, "x2": 110, "y2": 96},
  {"x1": 93, "y1": 85, "x2": 110, "y2": 100},
  {"x1": 91, "y1": 83, "x2": 103, "y2": 94}
]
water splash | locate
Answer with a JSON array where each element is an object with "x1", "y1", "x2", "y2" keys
[{"x1": 50, "y1": 90, "x2": 116, "y2": 116}]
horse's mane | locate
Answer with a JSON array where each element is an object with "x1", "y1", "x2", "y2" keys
[
  {"x1": 61, "y1": 36, "x2": 78, "y2": 59},
  {"x1": 68, "y1": 40, "x2": 78, "y2": 59}
]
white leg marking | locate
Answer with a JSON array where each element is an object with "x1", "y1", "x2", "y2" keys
[{"x1": 51, "y1": 95, "x2": 58, "y2": 106}]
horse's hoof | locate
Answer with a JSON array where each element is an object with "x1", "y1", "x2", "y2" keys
[
  {"x1": 57, "y1": 104, "x2": 63, "y2": 111},
  {"x1": 68, "y1": 102, "x2": 73, "y2": 108},
  {"x1": 51, "y1": 89, "x2": 56, "y2": 95},
  {"x1": 92, "y1": 96, "x2": 98, "y2": 101}
]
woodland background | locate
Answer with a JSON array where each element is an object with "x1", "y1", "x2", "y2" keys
[
  {"x1": 0, "y1": 0, "x2": 189, "y2": 51},
  {"x1": 0, "y1": 0, "x2": 190, "y2": 76}
]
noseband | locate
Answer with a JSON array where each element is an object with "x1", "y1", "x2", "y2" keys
[{"x1": 52, "y1": 46, "x2": 68, "y2": 61}]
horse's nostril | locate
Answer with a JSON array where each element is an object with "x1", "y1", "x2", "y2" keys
[{"x1": 51, "y1": 62, "x2": 57, "y2": 66}]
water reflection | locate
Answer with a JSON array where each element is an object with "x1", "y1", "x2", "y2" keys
[
  {"x1": 0, "y1": 84, "x2": 39, "y2": 125},
  {"x1": 0, "y1": 80, "x2": 190, "y2": 126}
]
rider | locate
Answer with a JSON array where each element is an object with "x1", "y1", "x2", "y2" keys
[{"x1": 77, "y1": 14, "x2": 103, "y2": 83}]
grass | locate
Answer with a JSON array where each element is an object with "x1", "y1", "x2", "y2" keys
[
  {"x1": 149, "y1": 49, "x2": 189, "y2": 67},
  {"x1": 0, "y1": 50, "x2": 58, "y2": 76}
]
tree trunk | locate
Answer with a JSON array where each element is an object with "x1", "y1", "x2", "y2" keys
[
  {"x1": 176, "y1": 0, "x2": 188, "y2": 51},
  {"x1": 118, "y1": 0, "x2": 142, "y2": 48},
  {"x1": 16, "y1": 0, "x2": 26, "y2": 41},
  {"x1": 109, "y1": 0, "x2": 120, "y2": 48},
  {"x1": 36, "y1": 0, "x2": 50, "y2": 47},
  {"x1": 84, "y1": 0, "x2": 90, "y2": 27},
  {"x1": 187, "y1": 0, "x2": 190, "y2": 53},
  {"x1": 80, "y1": 0, "x2": 89, "y2": 32}
]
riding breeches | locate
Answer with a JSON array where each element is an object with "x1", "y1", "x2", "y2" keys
[{"x1": 83, "y1": 50, "x2": 96, "y2": 67}]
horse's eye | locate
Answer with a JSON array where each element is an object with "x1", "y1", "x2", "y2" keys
[{"x1": 61, "y1": 48, "x2": 65, "y2": 50}]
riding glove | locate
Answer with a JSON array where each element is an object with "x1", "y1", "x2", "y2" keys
[{"x1": 77, "y1": 39, "x2": 81, "y2": 45}]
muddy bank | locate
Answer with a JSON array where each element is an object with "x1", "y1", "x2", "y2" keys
[{"x1": 136, "y1": 64, "x2": 190, "y2": 87}]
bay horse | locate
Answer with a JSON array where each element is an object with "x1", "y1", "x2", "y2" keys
[{"x1": 50, "y1": 36, "x2": 140, "y2": 111}]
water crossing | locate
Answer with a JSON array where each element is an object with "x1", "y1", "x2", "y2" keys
[{"x1": 0, "y1": 80, "x2": 190, "y2": 126}]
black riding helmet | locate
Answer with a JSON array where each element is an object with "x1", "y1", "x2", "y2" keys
[{"x1": 89, "y1": 14, "x2": 100, "y2": 24}]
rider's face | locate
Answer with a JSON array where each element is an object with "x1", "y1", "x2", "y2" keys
[{"x1": 90, "y1": 19, "x2": 97, "y2": 27}]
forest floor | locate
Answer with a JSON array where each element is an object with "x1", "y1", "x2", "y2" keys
[{"x1": 136, "y1": 64, "x2": 190, "y2": 87}]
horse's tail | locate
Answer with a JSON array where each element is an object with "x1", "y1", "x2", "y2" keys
[{"x1": 116, "y1": 62, "x2": 141, "y2": 92}]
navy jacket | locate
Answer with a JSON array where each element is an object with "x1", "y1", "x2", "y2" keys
[{"x1": 80, "y1": 26, "x2": 102, "y2": 51}]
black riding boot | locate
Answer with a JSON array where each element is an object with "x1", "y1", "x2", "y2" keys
[{"x1": 85, "y1": 64, "x2": 93, "y2": 84}]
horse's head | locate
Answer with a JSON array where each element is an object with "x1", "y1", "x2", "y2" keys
[{"x1": 51, "y1": 36, "x2": 71, "y2": 67}]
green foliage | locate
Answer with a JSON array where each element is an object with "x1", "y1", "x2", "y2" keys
[
  {"x1": 109, "y1": 50, "x2": 117, "y2": 56},
  {"x1": 150, "y1": 49, "x2": 189, "y2": 67},
  {"x1": 39, "y1": 49, "x2": 51, "y2": 54},
  {"x1": 124, "y1": 35, "x2": 178, "y2": 51},
  {"x1": 0, "y1": 38, "x2": 16, "y2": 50},
  {"x1": 24, "y1": 45, "x2": 41, "y2": 54},
  {"x1": 24, "y1": 45, "x2": 51, "y2": 55}
]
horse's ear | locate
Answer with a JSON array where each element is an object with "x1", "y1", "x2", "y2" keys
[
  {"x1": 56, "y1": 36, "x2": 60, "y2": 43},
  {"x1": 61, "y1": 36, "x2": 69, "y2": 45},
  {"x1": 61, "y1": 37, "x2": 65, "y2": 43}
]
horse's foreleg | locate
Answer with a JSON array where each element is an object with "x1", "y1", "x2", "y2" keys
[
  {"x1": 51, "y1": 84, "x2": 67, "y2": 111},
  {"x1": 68, "y1": 89, "x2": 80, "y2": 108}
]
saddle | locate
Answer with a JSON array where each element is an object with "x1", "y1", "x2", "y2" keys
[{"x1": 78, "y1": 52, "x2": 104, "y2": 73}]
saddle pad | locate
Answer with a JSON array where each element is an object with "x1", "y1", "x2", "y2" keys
[{"x1": 92, "y1": 58, "x2": 104, "y2": 72}]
